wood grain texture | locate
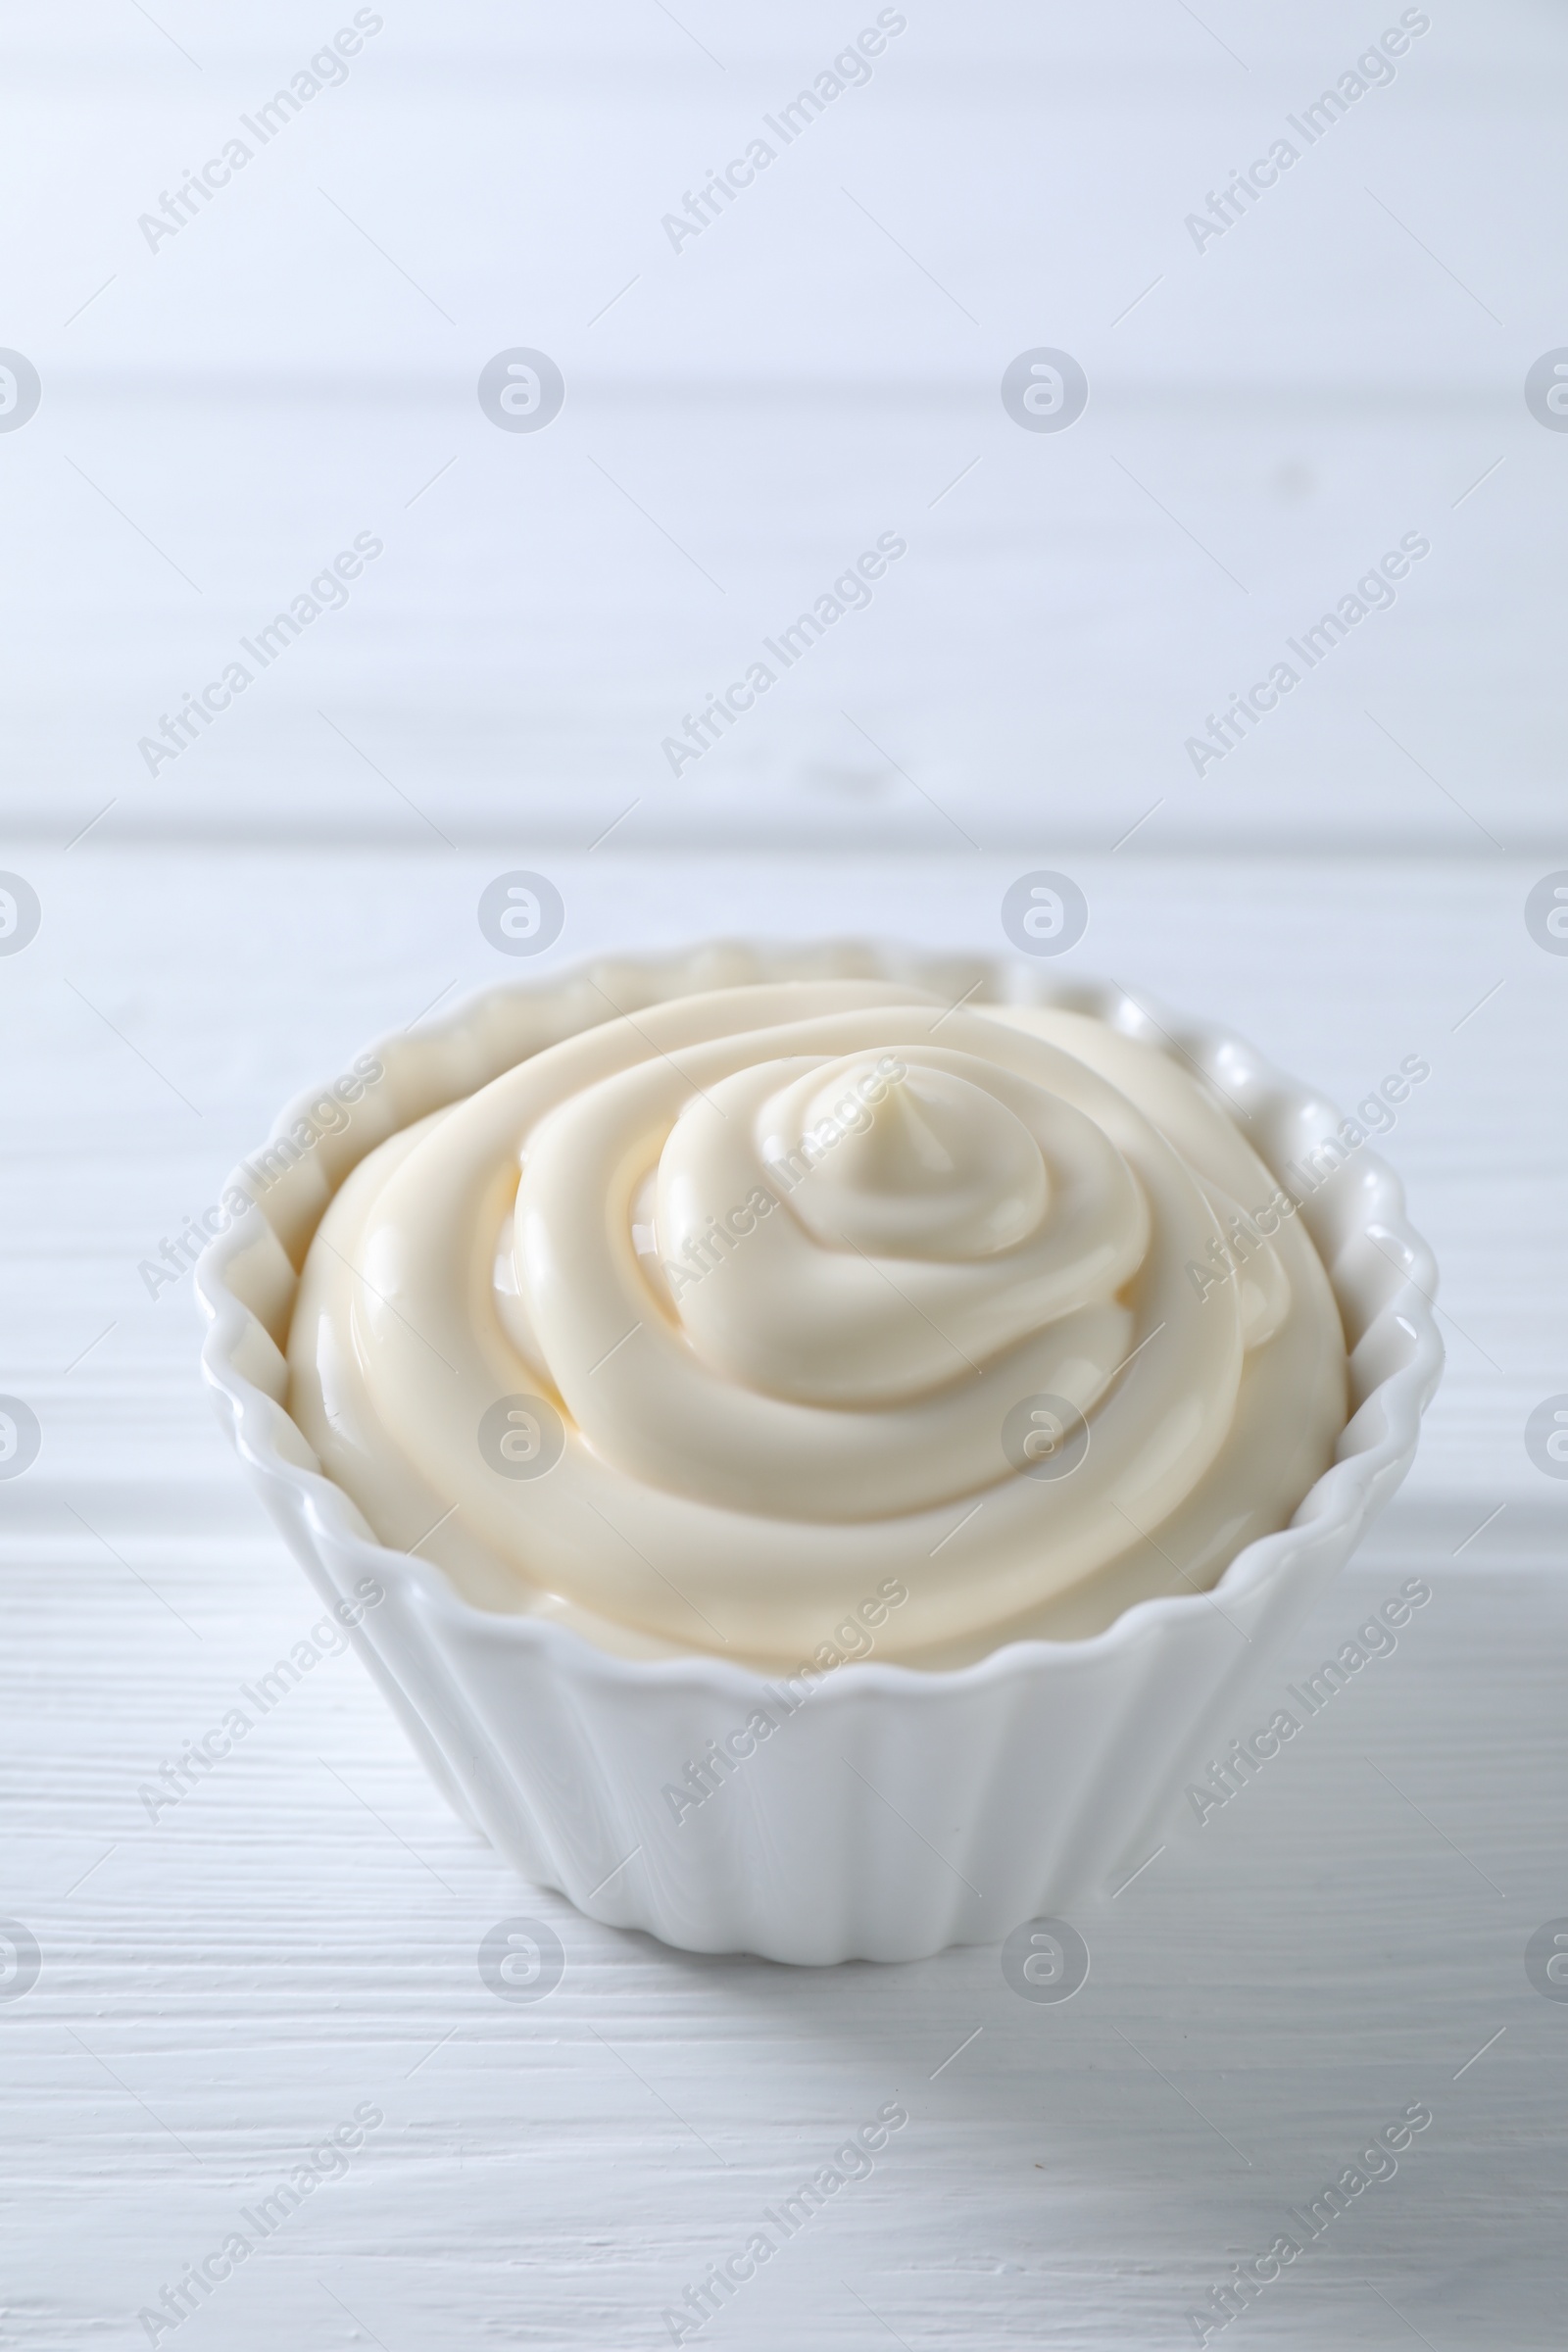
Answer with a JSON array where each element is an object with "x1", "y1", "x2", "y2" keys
[
  {"x1": 1, "y1": 1, "x2": 1565, "y2": 850},
  {"x1": 5, "y1": 1539, "x2": 1565, "y2": 2350},
  {"x1": 3, "y1": 847, "x2": 1565, "y2": 2348},
  {"x1": 2, "y1": 850, "x2": 1562, "y2": 1512},
  {"x1": 2, "y1": 1, "x2": 1566, "y2": 2341}
]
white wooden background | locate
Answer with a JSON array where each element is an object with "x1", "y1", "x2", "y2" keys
[{"x1": 3, "y1": 5, "x2": 1568, "y2": 2347}]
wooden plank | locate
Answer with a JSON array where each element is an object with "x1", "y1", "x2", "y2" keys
[
  {"x1": 0, "y1": 849, "x2": 1560, "y2": 1506},
  {"x1": 2, "y1": 1533, "x2": 1561, "y2": 2346}
]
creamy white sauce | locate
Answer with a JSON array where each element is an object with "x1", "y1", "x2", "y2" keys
[{"x1": 288, "y1": 979, "x2": 1347, "y2": 1668}]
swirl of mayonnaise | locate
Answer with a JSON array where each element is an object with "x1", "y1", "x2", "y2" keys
[{"x1": 289, "y1": 978, "x2": 1346, "y2": 1667}]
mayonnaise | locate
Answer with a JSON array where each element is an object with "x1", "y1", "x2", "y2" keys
[{"x1": 288, "y1": 979, "x2": 1346, "y2": 1668}]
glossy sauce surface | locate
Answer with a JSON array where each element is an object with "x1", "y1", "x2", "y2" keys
[{"x1": 288, "y1": 981, "x2": 1347, "y2": 1666}]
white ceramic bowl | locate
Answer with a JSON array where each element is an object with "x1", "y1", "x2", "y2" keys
[{"x1": 197, "y1": 944, "x2": 1443, "y2": 1965}]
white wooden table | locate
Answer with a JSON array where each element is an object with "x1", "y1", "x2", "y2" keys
[{"x1": 3, "y1": 5, "x2": 1567, "y2": 2345}]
